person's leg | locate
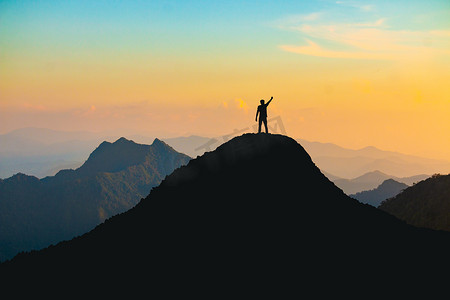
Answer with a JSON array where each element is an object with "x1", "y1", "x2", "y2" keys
[
  {"x1": 263, "y1": 119, "x2": 268, "y2": 133},
  {"x1": 258, "y1": 118, "x2": 262, "y2": 133}
]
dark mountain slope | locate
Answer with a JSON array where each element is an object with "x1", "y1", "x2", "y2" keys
[
  {"x1": 2, "y1": 134, "x2": 449, "y2": 287},
  {"x1": 350, "y1": 179, "x2": 409, "y2": 207},
  {"x1": 379, "y1": 174, "x2": 450, "y2": 231},
  {"x1": 0, "y1": 138, "x2": 190, "y2": 261}
]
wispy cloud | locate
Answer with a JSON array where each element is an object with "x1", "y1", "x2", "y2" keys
[
  {"x1": 279, "y1": 39, "x2": 394, "y2": 60},
  {"x1": 290, "y1": 20, "x2": 398, "y2": 52},
  {"x1": 276, "y1": 8, "x2": 450, "y2": 60}
]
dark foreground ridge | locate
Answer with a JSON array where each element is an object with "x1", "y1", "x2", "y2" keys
[
  {"x1": 379, "y1": 174, "x2": 450, "y2": 231},
  {"x1": 2, "y1": 134, "x2": 450, "y2": 287}
]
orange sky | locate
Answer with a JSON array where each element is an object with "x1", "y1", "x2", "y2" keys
[{"x1": 1, "y1": 1, "x2": 449, "y2": 160}]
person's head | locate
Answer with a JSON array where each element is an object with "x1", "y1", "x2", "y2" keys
[{"x1": 260, "y1": 99, "x2": 265, "y2": 105}]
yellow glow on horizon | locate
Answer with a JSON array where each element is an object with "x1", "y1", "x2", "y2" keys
[{"x1": 1, "y1": 1, "x2": 449, "y2": 160}]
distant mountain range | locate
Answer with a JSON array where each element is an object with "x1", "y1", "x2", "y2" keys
[
  {"x1": 331, "y1": 170, "x2": 428, "y2": 194},
  {"x1": 379, "y1": 174, "x2": 450, "y2": 232},
  {"x1": 0, "y1": 127, "x2": 157, "y2": 178},
  {"x1": 350, "y1": 179, "x2": 409, "y2": 207},
  {"x1": 2, "y1": 128, "x2": 448, "y2": 180},
  {"x1": 0, "y1": 137, "x2": 190, "y2": 261},
  {"x1": 2, "y1": 134, "x2": 449, "y2": 285},
  {"x1": 297, "y1": 139, "x2": 449, "y2": 179},
  {"x1": 163, "y1": 135, "x2": 450, "y2": 178},
  {"x1": 163, "y1": 135, "x2": 212, "y2": 157},
  {"x1": 164, "y1": 136, "x2": 449, "y2": 179}
]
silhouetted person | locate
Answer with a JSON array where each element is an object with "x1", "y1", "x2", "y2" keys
[{"x1": 255, "y1": 96, "x2": 273, "y2": 133}]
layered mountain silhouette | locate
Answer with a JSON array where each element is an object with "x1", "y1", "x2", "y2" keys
[
  {"x1": 350, "y1": 179, "x2": 409, "y2": 207},
  {"x1": 331, "y1": 170, "x2": 428, "y2": 194},
  {"x1": 379, "y1": 174, "x2": 450, "y2": 231},
  {"x1": 0, "y1": 138, "x2": 190, "y2": 261},
  {"x1": 297, "y1": 139, "x2": 450, "y2": 178},
  {"x1": 4, "y1": 127, "x2": 447, "y2": 180},
  {"x1": 2, "y1": 134, "x2": 449, "y2": 286}
]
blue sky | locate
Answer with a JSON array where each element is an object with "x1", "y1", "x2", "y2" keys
[{"x1": 2, "y1": 0, "x2": 449, "y2": 57}]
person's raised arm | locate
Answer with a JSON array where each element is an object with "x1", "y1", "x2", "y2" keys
[{"x1": 266, "y1": 96, "x2": 273, "y2": 106}]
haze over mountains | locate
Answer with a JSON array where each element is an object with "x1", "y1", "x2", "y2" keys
[
  {"x1": 332, "y1": 170, "x2": 428, "y2": 194},
  {"x1": 2, "y1": 134, "x2": 449, "y2": 285},
  {"x1": 0, "y1": 128, "x2": 157, "y2": 178},
  {"x1": 0, "y1": 137, "x2": 190, "y2": 261},
  {"x1": 297, "y1": 139, "x2": 448, "y2": 178},
  {"x1": 161, "y1": 136, "x2": 450, "y2": 179},
  {"x1": 2, "y1": 128, "x2": 448, "y2": 182}
]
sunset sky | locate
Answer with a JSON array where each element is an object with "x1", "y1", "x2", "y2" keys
[{"x1": 1, "y1": 0, "x2": 449, "y2": 159}]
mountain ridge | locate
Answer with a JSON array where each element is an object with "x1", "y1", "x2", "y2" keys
[
  {"x1": 379, "y1": 174, "x2": 450, "y2": 231},
  {"x1": 77, "y1": 137, "x2": 153, "y2": 175},
  {"x1": 350, "y1": 179, "x2": 409, "y2": 207},
  {"x1": 0, "y1": 137, "x2": 190, "y2": 261},
  {"x1": 332, "y1": 170, "x2": 428, "y2": 194},
  {"x1": 297, "y1": 138, "x2": 449, "y2": 178},
  {"x1": 2, "y1": 127, "x2": 447, "y2": 179},
  {"x1": 3, "y1": 134, "x2": 449, "y2": 285}
]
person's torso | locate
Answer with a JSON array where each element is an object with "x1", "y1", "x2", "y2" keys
[{"x1": 258, "y1": 105, "x2": 267, "y2": 118}]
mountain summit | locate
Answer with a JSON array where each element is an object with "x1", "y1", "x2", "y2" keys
[
  {"x1": 0, "y1": 137, "x2": 190, "y2": 261},
  {"x1": 3, "y1": 134, "x2": 450, "y2": 286},
  {"x1": 350, "y1": 179, "x2": 409, "y2": 207},
  {"x1": 76, "y1": 137, "x2": 172, "y2": 175}
]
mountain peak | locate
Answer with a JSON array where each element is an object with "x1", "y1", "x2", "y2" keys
[
  {"x1": 154, "y1": 133, "x2": 338, "y2": 201},
  {"x1": 350, "y1": 178, "x2": 409, "y2": 207},
  {"x1": 96, "y1": 137, "x2": 137, "y2": 151},
  {"x1": 76, "y1": 137, "x2": 151, "y2": 175},
  {"x1": 360, "y1": 145, "x2": 379, "y2": 151},
  {"x1": 353, "y1": 170, "x2": 388, "y2": 181},
  {"x1": 371, "y1": 170, "x2": 387, "y2": 175},
  {"x1": 75, "y1": 137, "x2": 188, "y2": 176},
  {"x1": 7, "y1": 173, "x2": 39, "y2": 184},
  {"x1": 380, "y1": 178, "x2": 403, "y2": 186},
  {"x1": 5, "y1": 133, "x2": 450, "y2": 280},
  {"x1": 0, "y1": 137, "x2": 191, "y2": 261},
  {"x1": 151, "y1": 138, "x2": 177, "y2": 154},
  {"x1": 151, "y1": 138, "x2": 164, "y2": 146},
  {"x1": 113, "y1": 137, "x2": 134, "y2": 144}
]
